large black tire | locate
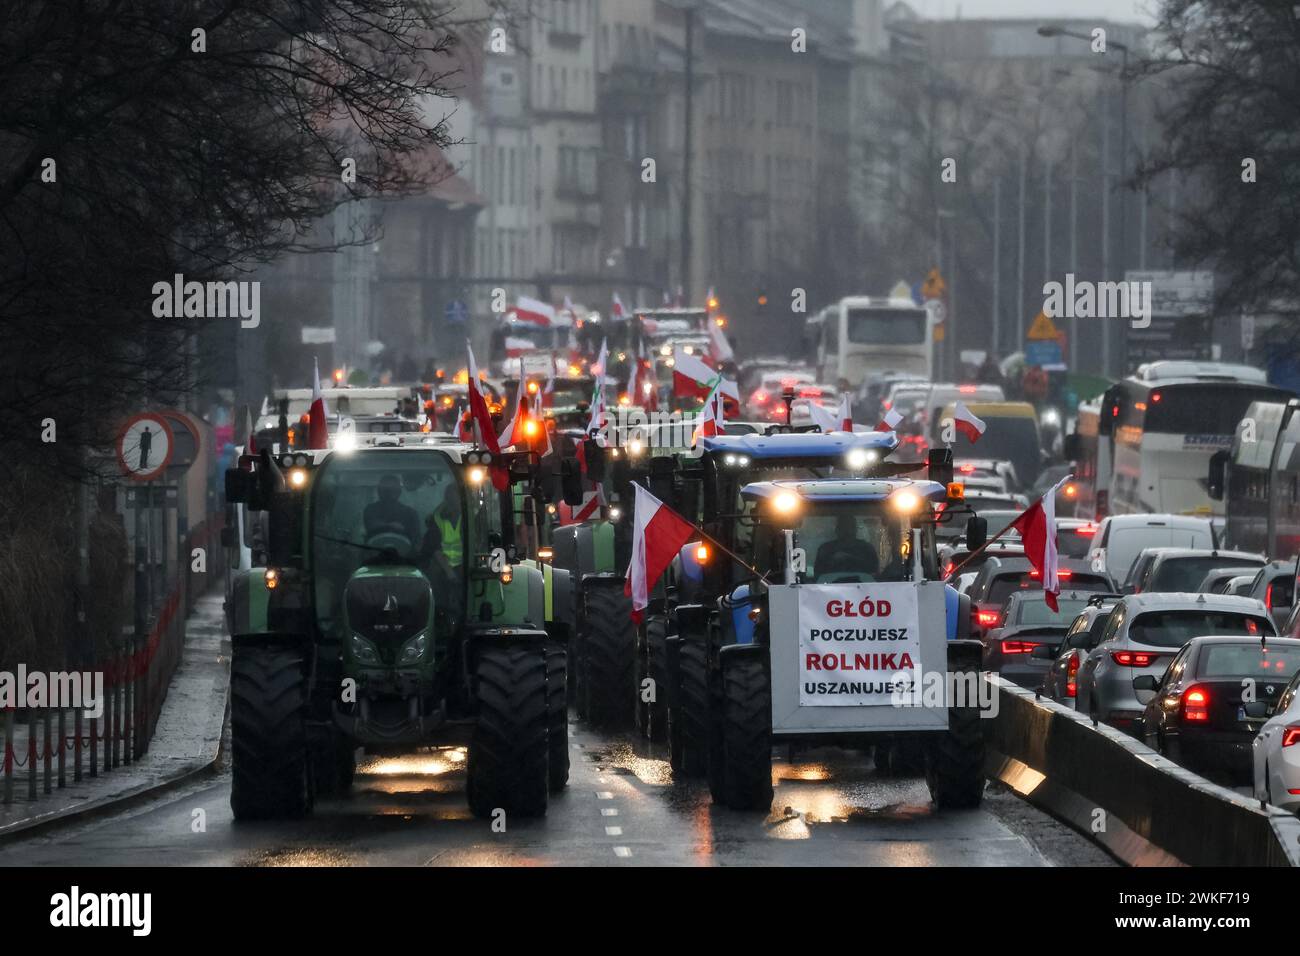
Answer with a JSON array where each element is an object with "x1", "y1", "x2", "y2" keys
[
  {"x1": 925, "y1": 697, "x2": 986, "y2": 810},
  {"x1": 636, "y1": 615, "x2": 670, "y2": 742},
  {"x1": 673, "y1": 638, "x2": 710, "y2": 778},
  {"x1": 546, "y1": 646, "x2": 570, "y2": 793},
  {"x1": 718, "y1": 651, "x2": 774, "y2": 812},
  {"x1": 580, "y1": 585, "x2": 637, "y2": 729},
  {"x1": 230, "y1": 646, "x2": 313, "y2": 821},
  {"x1": 467, "y1": 645, "x2": 550, "y2": 818},
  {"x1": 311, "y1": 732, "x2": 357, "y2": 797}
]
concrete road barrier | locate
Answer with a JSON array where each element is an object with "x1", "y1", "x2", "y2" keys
[{"x1": 983, "y1": 674, "x2": 1300, "y2": 867}]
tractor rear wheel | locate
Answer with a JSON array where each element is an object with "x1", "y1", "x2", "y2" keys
[
  {"x1": 580, "y1": 585, "x2": 636, "y2": 729},
  {"x1": 718, "y1": 651, "x2": 773, "y2": 812},
  {"x1": 636, "y1": 614, "x2": 670, "y2": 742},
  {"x1": 546, "y1": 645, "x2": 570, "y2": 793},
  {"x1": 925, "y1": 693, "x2": 986, "y2": 810},
  {"x1": 468, "y1": 645, "x2": 550, "y2": 818},
  {"x1": 673, "y1": 638, "x2": 710, "y2": 778},
  {"x1": 230, "y1": 646, "x2": 313, "y2": 821}
]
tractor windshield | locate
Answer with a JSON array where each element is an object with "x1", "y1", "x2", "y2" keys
[
  {"x1": 309, "y1": 450, "x2": 465, "y2": 637},
  {"x1": 753, "y1": 502, "x2": 932, "y2": 583}
]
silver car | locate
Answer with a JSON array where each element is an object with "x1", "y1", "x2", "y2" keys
[{"x1": 1075, "y1": 592, "x2": 1275, "y2": 734}]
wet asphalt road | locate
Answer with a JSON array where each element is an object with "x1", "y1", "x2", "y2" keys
[{"x1": 0, "y1": 717, "x2": 1113, "y2": 867}]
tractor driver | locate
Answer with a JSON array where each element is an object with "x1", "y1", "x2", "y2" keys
[
  {"x1": 814, "y1": 515, "x2": 879, "y2": 581},
  {"x1": 364, "y1": 474, "x2": 422, "y2": 548},
  {"x1": 432, "y1": 481, "x2": 463, "y2": 572}
]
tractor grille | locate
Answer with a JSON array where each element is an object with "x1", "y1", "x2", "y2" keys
[{"x1": 346, "y1": 575, "x2": 432, "y2": 657}]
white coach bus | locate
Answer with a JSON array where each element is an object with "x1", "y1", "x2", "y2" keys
[
  {"x1": 1098, "y1": 361, "x2": 1289, "y2": 517},
  {"x1": 807, "y1": 296, "x2": 934, "y2": 390}
]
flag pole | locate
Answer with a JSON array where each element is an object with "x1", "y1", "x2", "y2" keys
[{"x1": 652, "y1": 493, "x2": 770, "y2": 583}]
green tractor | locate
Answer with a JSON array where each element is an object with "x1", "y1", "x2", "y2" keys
[{"x1": 222, "y1": 441, "x2": 571, "y2": 820}]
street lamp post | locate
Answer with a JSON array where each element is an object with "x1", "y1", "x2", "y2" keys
[{"x1": 1038, "y1": 24, "x2": 1132, "y2": 377}]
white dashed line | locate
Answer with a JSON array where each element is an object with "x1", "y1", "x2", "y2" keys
[
  {"x1": 613, "y1": 846, "x2": 632, "y2": 858},
  {"x1": 601, "y1": 808, "x2": 619, "y2": 817},
  {"x1": 605, "y1": 826, "x2": 623, "y2": 836},
  {"x1": 596, "y1": 791, "x2": 613, "y2": 800}
]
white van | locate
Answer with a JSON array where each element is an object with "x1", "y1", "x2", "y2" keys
[{"x1": 1087, "y1": 514, "x2": 1218, "y2": 584}]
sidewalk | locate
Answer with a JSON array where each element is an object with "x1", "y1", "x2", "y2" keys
[{"x1": 0, "y1": 592, "x2": 230, "y2": 843}]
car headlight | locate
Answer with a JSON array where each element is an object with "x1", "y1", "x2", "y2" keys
[
  {"x1": 399, "y1": 632, "x2": 428, "y2": 665},
  {"x1": 350, "y1": 634, "x2": 382, "y2": 666}
]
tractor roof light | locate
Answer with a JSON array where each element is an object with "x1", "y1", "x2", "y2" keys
[
  {"x1": 891, "y1": 489, "x2": 922, "y2": 514},
  {"x1": 846, "y1": 447, "x2": 877, "y2": 470},
  {"x1": 773, "y1": 491, "x2": 800, "y2": 515}
]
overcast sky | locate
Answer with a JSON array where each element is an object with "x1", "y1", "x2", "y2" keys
[{"x1": 912, "y1": 0, "x2": 1157, "y2": 24}]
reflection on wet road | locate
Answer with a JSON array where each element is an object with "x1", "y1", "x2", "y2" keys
[{"x1": 0, "y1": 717, "x2": 1109, "y2": 867}]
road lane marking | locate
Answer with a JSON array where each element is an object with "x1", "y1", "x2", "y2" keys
[
  {"x1": 596, "y1": 791, "x2": 613, "y2": 799},
  {"x1": 605, "y1": 826, "x2": 623, "y2": 836},
  {"x1": 613, "y1": 846, "x2": 632, "y2": 858},
  {"x1": 601, "y1": 808, "x2": 619, "y2": 816}
]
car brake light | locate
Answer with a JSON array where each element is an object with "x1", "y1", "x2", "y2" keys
[
  {"x1": 1029, "y1": 569, "x2": 1072, "y2": 579},
  {"x1": 1282, "y1": 727, "x2": 1300, "y2": 748},
  {"x1": 1182, "y1": 685, "x2": 1209, "y2": 722},
  {"x1": 959, "y1": 385, "x2": 977, "y2": 393},
  {"x1": 1266, "y1": 582, "x2": 1274, "y2": 608},
  {"x1": 1151, "y1": 391, "x2": 1162, "y2": 403},
  {"x1": 1002, "y1": 640, "x2": 1040, "y2": 654},
  {"x1": 1066, "y1": 653, "x2": 1080, "y2": 697},
  {"x1": 977, "y1": 609, "x2": 1001, "y2": 628},
  {"x1": 1076, "y1": 523, "x2": 1098, "y2": 536},
  {"x1": 1112, "y1": 651, "x2": 1161, "y2": 667},
  {"x1": 959, "y1": 463, "x2": 975, "y2": 473},
  {"x1": 943, "y1": 561, "x2": 955, "y2": 576}
]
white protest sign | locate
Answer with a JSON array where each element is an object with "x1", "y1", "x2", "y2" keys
[{"x1": 797, "y1": 583, "x2": 922, "y2": 706}]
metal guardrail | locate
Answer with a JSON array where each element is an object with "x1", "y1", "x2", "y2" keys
[
  {"x1": 983, "y1": 674, "x2": 1300, "y2": 867},
  {"x1": 1, "y1": 512, "x2": 225, "y2": 808}
]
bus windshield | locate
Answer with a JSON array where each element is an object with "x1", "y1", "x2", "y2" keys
[{"x1": 846, "y1": 309, "x2": 927, "y2": 346}]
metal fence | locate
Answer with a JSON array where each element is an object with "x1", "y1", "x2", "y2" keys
[{"x1": 2, "y1": 511, "x2": 225, "y2": 807}]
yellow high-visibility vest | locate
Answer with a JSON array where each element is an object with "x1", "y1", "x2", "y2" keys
[{"x1": 436, "y1": 513, "x2": 463, "y2": 565}]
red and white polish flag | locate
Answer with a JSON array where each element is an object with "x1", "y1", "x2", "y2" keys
[
  {"x1": 837, "y1": 394, "x2": 853, "y2": 432},
  {"x1": 952, "y1": 400, "x2": 987, "y2": 443},
  {"x1": 624, "y1": 483, "x2": 699, "y2": 624},
  {"x1": 877, "y1": 406, "x2": 904, "y2": 432},
  {"x1": 308, "y1": 358, "x2": 329, "y2": 449},
  {"x1": 611, "y1": 292, "x2": 626, "y2": 319},
  {"x1": 514, "y1": 295, "x2": 555, "y2": 328},
  {"x1": 1011, "y1": 474, "x2": 1073, "y2": 611},
  {"x1": 465, "y1": 342, "x2": 501, "y2": 455}
]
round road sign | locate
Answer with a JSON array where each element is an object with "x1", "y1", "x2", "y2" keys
[{"x1": 116, "y1": 413, "x2": 175, "y2": 482}]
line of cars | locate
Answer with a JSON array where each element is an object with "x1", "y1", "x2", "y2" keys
[{"x1": 955, "y1": 510, "x2": 1300, "y2": 812}]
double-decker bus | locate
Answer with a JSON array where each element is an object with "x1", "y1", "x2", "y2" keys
[
  {"x1": 1098, "y1": 361, "x2": 1290, "y2": 517},
  {"x1": 807, "y1": 296, "x2": 934, "y2": 390}
]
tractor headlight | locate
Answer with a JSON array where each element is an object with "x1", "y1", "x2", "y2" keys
[
  {"x1": 350, "y1": 634, "x2": 382, "y2": 666},
  {"x1": 609, "y1": 506, "x2": 622, "y2": 521},
  {"x1": 468, "y1": 466, "x2": 487, "y2": 485},
  {"x1": 773, "y1": 492, "x2": 800, "y2": 514},
  {"x1": 289, "y1": 467, "x2": 308, "y2": 488},
  {"x1": 398, "y1": 632, "x2": 428, "y2": 665},
  {"x1": 627, "y1": 438, "x2": 645, "y2": 457}
]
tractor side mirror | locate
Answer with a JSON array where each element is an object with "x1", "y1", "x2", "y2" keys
[
  {"x1": 559, "y1": 458, "x2": 585, "y2": 507},
  {"x1": 220, "y1": 526, "x2": 236, "y2": 549},
  {"x1": 1207, "y1": 449, "x2": 1229, "y2": 502},
  {"x1": 1062, "y1": 433, "x2": 1081, "y2": 462},
  {"x1": 224, "y1": 468, "x2": 252, "y2": 504},
  {"x1": 266, "y1": 492, "x2": 301, "y2": 567},
  {"x1": 583, "y1": 438, "x2": 607, "y2": 483},
  {"x1": 927, "y1": 446, "x2": 954, "y2": 487},
  {"x1": 965, "y1": 515, "x2": 988, "y2": 551}
]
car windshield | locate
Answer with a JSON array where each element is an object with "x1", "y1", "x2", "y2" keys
[
  {"x1": 1057, "y1": 528, "x2": 1094, "y2": 559},
  {"x1": 792, "y1": 507, "x2": 908, "y2": 583},
  {"x1": 1107, "y1": 525, "x2": 1212, "y2": 579},
  {"x1": 1128, "y1": 610, "x2": 1270, "y2": 648},
  {"x1": 1149, "y1": 556, "x2": 1260, "y2": 593},
  {"x1": 1198, "y1": 643, "x2": 1300, "y2": 679},
  {"x1": 947, "y1": 415, "x2": 1041, "y2": 486},
  {"x1": 1015, "y1": 597, "x2": 1087, "y2": 626},
  {"x1": 309, "y1": 450, "x2": 469, "y2": 637}
]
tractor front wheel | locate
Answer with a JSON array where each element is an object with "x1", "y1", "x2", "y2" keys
[
  {"x1": 230, "y1": 646, "x2": 313, "y2": 821},
  {"x1": 925, "y1": 692, "x2": 986, "y2": 810},
  {"x1": 579, "y1": 585, "x2": 637, "y2": 729},
  {"x1": 467, "y1": 645, "x2": 551, "y2": 818},
  {"x1": 717, "y1": 650, "x2": 773, "y2": 812}
]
